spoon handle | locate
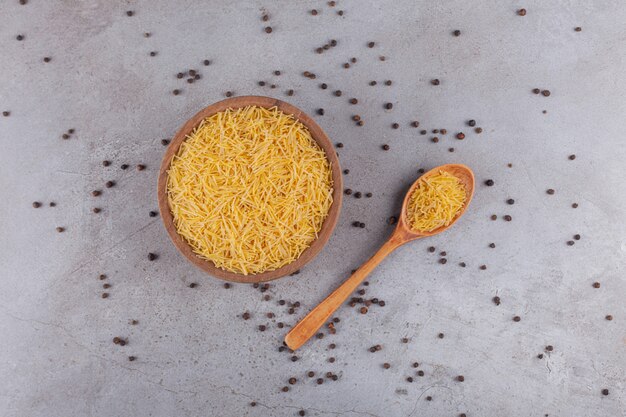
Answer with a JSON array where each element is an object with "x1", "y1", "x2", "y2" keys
[{"x1": 284, "y1": 237, "x2": 401, "y2": 350}]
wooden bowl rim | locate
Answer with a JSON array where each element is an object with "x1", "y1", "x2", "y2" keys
[{"x1": 157, "y1": 96, "x2": 343, "y2": 283}]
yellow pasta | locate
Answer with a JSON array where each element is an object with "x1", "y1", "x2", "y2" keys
[
  {"x1": 167, "y1": 106, "x2": 333, "y2": 275},
  {"x1": 406, "y1": 170, "x2": 466, "y2": 232}
]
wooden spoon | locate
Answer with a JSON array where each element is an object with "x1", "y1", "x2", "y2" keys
[{"x1": 284, "y1": 164, "x2": 475, "y2": 350}]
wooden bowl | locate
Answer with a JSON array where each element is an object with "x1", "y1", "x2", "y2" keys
[{"x1": 157, "y1": 96, "x2": 343, "y2": 283}]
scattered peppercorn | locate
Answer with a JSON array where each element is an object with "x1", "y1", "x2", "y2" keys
[
  {"x1": 542, "y1": 90, "x2": 551, "y2": 97},
  {"x1": 384, "y1": 102, "x2": 393, "y2": 110},
  {"x1": 456, "y1": 132, "x2": 465, "y2": 140},
  {"x1": 605, "y1": 315, "x2": 613, "y2": 321},
  {"x1": 148, "y1": 253, "x2": 157, "y2": 261},
  {"x1": 493, "y1": 296, "x2": 501, "y2": 305},
  {"x1": 513, "y1": 316, "x2": 521, "y2": 322},
  {"x1": 592, "y1": 282, "x2": 600, "y2": 288},
  {"x1": 485, "y1": 179, "x2": 494, "y2": 186},
  {"x1": 517, "y1": 8, "x2": 526, "y2": 16},
  {"x1": 382, "y1": 144, "x2": 390, "y2": 150}
]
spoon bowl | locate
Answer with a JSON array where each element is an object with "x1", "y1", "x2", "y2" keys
[
  {"x1": 285, "y1": 163, "x2": 474, "y2": 350},
  {"x1": 394, "y1": 163, "x2": 475, "y2": 242}
]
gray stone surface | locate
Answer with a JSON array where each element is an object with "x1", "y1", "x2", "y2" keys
[{"x1": 1, "y1": 1, "x2": 625, "y2": 416}]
